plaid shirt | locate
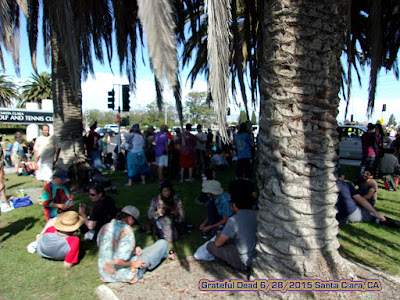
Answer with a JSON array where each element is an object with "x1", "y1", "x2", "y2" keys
[{"x1": 214, "y1": 193, "x2": 233, "y2": 217}]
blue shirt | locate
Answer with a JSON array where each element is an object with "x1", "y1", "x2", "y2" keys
[
  {"x1": 336, "y1": 180, "x2": 359, "y2": 221},
  {"x1": 233, "y1": 132, "x2": 252, "y2": 159},
  {"x1": 214, "y1": 193, "x2": 233, "y2": 217},
  {"x1": 5, "y1": 142, "x2": 12, "y2": 156}
]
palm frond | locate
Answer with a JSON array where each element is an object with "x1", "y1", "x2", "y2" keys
[
  {"x1": 206, "y1": 0, "x2": 231, "y2": 142},
  {"x1": 138, "y1": 0, "x2": 178, "y2": 89}
]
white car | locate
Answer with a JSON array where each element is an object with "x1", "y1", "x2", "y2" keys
[
  {"x1": 338, "y1": 125, "x2": 367, "y2": 160},
  {"x1": 104, "y1": 124, "x2": 119, "y2": 134}
]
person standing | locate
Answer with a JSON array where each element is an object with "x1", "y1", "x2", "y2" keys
[
  {"x1": 123, "y1": 124, "x2": 150, "y2": 187},
  {"x1": 12, "y1": 132, "x2": 26, "y2": 172},
  {"x1": 360, "y1": 123, "x2": 378, "y2": 176},
  {"x1": 179, "y1": 124, "x2": 197, "y2": 183},
  {"x1": 152, "y1": 124, "x2": 169, "y2": 184},
  {"x1": 84, "y1": 121, "x2": 102, "y2": 172},
  {"x1": 233, "y1": 123, "x2": 254, "y2": 179},
  {"x1": 34, "y1": 124, "x2": 61, "y2": 187},
  {"x1": 0, "y1": 143, "x2": 11, "y2": 210},
  {"x1": 195, "y1": 124, "x2": 207, "y2": 177},
  {"x1": 4, "y1": 139, "x2": 13, "y2": 167}
]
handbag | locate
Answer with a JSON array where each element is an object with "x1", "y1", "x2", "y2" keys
[{"x1": 123, "y1": 135, "x2": 135, "y2": 151}]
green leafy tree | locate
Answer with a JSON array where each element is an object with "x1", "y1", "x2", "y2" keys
[
  {"x1": 20, "y1": 72, "x2": 52, "y2": 107},
  {"x1": 388, "y1": 114, "x2": 397, "y2": 126},
  {"x1": 251, "y1": 111, "x2": 257, "y2": 125},
  {"x1": 0, "y1": 75, "x2": 19, "y2": 107},
  {"x1": 185, "y1": 91, "x2": 217, "y2": 127},
  {"x1": 238, "y1": 110, "x2": 247, "y2": 124}
]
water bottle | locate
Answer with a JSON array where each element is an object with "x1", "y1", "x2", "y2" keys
[
  {"x1": 168, "y1": 249, "x2": 175, "y2": 260},
  {"x1": 155, "y1": 218, "x2": 163, "y2": 230}
]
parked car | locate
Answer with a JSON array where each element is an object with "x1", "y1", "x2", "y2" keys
[
  {"x1": 96, "y1": 128, "x2": 114, "y2": 137},
  {"x1": 104, "y1": 124, "x2": 119, "y2": 134},
  {"x1": 338, "y1": 125, "x2": 367, "y2": 160}
]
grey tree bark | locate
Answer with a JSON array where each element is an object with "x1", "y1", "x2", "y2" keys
[
  {"x1": 253, "y1": 0, "x2": 349, "y2": 297},
  {"x1": 51, "y1": 29, "x2": 84, "y2": 168}
]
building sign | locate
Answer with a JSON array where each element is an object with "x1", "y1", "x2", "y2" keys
[{"x1": 0, "y1": 109, "x2": 53, "y2": 124}]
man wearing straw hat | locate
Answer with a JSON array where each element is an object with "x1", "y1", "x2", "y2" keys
[{"x1": 36, "y1": 211, "x2": 84, "y2": 268}]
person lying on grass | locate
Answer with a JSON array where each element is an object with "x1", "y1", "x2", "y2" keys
[
  {"x1": 336, "y1": 169, "x2": 400, "y2": 229},
  {"x1": 36, "y1": 211, "x2": 84, "y2": 268},
  {"x1": 97, "y1": 205, "x2": 168, "y2": 283}
]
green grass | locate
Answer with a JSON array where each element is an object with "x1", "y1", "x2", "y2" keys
[
  {"x1": 0, "y1": 168, "x2": 236, "y2": 300},
  {"x1": 1, "y1": 165, "x2": 399, "y2": 299},
  {"x1": 337, "y1": 168, "x2": 400, "y2": 274}
]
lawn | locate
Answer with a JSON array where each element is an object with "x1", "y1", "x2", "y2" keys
[{"x1": 0, "y1": 164, "x2": 399, "y2": 299}]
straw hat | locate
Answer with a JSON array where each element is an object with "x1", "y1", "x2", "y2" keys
[{"x1": 54, "y1": 211, "x2": 84, "y2": 232}]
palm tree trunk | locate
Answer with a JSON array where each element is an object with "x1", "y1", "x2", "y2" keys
[
  {"x1": 51, "y1": 29, "x2": 84, "y2": 167},
  {"x1": 253, "y1": 0, "x2": 348, "y2": 289}
]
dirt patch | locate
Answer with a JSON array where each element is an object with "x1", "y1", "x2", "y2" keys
[{"x1": 97, "y1": 258, "x2": 400, "y2": 300}]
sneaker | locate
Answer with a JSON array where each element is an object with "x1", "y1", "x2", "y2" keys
[{"x1": 27, "y1": 241, "x2": 37, "y2": 254}]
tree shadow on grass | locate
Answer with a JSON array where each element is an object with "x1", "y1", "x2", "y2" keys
[{"x1": 0, "y1": 217, "x2": 39, "y2": 243}]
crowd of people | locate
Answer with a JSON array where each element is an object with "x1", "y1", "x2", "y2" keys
[
  {"x1": 2, "y1": 119, "x2": 400, "y2": 284},
  {"x1": 0, "y1": 121, "x2": 260, "y2": 283}
]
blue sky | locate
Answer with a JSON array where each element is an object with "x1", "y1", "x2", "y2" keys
[{"x1": 2, "y1": 20, "x2": 400, "y2": 125}]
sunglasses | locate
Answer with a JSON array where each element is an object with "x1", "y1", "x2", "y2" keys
[{"x1": 89, "y1": 193, "x2": 97, "y2": 196}]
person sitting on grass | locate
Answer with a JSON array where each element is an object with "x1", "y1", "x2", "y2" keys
[
  {"x1": 147, "y1": 181, "x2": 185, "y2": 242},
  {"x1": 97, "y1": 205, "x2": 168, "y2": 283},
  {"x1": 78, "y1": 183, "x2": 117, "y2": 241},
  {"x1": 42, "y1": 169, "x2": 74, "y2": 221},
  {"x1": 357, "y1": 168, "x2": 378, "y2": 206},
  {"x1": 336, "y1": 169, "x2": 400, "y2": 228},
  {"x1": 380, "y1": 148, "x2": 400, "y2": 191},
  {"x1": 36, "y1": 211, "x2": 84, "y2": 268},
  {"x1": 200, "y1": 180, "x2": 233, "y2": 237},
  {"x1": 207, "y1": 195, "x2": 257, "y2": 271}
]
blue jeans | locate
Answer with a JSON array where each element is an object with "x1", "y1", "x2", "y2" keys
[
  {"x1": 137, "y1": 239, "x2": 168, "y2": 279},
  {"x1": 88, "y1": 150, "x2": 102, "y2": 172},
  {"x1": 360, "y1": 156, "x2": 376, "y2": 176}
]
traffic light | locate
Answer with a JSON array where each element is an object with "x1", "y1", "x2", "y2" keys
[
  {"x1": 108, "y1": 89, "x2": 115, "y2": 110},
  {"x1": 382, "y1": 104, "x2": 386, "y2": 112},
  {"x1": 122, "y1": 84, "x2": 130, "y2": 112}
]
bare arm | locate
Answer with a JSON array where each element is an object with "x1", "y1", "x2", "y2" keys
[
  {"x1": 214, "y1": 233, "x2": 230, "y2": 247},
  {"x1": 353, "y1": 194, "x2": 386, "y2": 221}
]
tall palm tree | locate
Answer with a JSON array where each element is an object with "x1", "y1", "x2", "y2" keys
[
  {"x1": 148, "y1": 0, "x2": 400, "y2": 283},
  {"x1": 25, "y1": 0, "x2": 114, "y2": 166},
  {"x1": 0, "y1": 74, "x2": 19, "y2": 107},
  {"x1": 19, "y1": 72, "x2": 51, "y2": 107}
]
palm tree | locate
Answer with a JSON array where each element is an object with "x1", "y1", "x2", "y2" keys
[
  {"x1": 19, "y1": 72, "x2": 51, "y2": 107},
  {"x1": 24, "y1": 0, "x2": 114, "y2": 166},
  {"x1": 0, "y1": 74, "x2": 19, "y2": 107},
  {"x1": 149, "y1": 0, "x2": 400, "y2": 283}
]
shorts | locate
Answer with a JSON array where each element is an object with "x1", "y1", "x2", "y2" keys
[
  {"x1": 180, "y1": 153, "x2": 195, "y2": 168},
  {"x1": 155, "y1": 155, "x2": 168, "y2": 167},
  {"x1": 36, "y1": 163, "x2": 53, "y2": 181}
]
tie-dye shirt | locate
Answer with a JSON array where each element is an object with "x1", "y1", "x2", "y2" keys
[
  {"x1": 97, "y1": 219, "x2": 138, "y2": 283},
  {"x1": 42, "y1": 182, "x2": 73, "y2": 221}
]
